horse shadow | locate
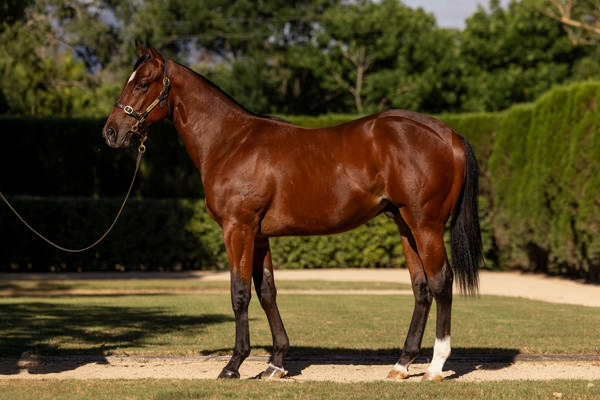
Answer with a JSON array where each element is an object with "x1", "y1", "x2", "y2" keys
[
  {"x1": 250, "y1": 346, "x2": 520, "y2": 381},
  {"x1": 0, "y1": 297, "x2": 232, "y2": 376}
]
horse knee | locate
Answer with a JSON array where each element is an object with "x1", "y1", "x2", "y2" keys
[{"x1": 231, "y1": 281, "x2": 252, "y2": 313}]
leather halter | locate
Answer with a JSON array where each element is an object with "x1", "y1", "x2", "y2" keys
[{"x1": 114, "y1": 58, "x2": 171, "y2": 142}]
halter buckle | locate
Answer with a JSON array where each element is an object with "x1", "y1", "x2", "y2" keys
[{"x1": 123, "y1": 105, "x2": 134, "y2": 115}]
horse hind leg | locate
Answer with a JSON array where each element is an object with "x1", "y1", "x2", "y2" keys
[
  {"x1": 252, "y1": 238, "x2": 290, "y2": 380},
  {"x1": 387, "y1": 226, "x2": 433, "y2": 380},
  {"x1": 388, "y1": 214, "x2": 453, "y2": 381},
  {"x1": 421, "y1": 257, "x2": 453, "y2": 381},
  {"x1": 413, "y1": 225, "x2": 454, "y2": 381}
]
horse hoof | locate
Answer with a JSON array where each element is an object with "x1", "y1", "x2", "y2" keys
[
  {"x1": 259, "y1": 363, "x2": 287, "y2": 380},
  {"x1": 218, "y1": 369, "x2": 240, "y2": 379},
  {"x1": 422, "y1": 372, "x2": 444, "y2": 382},
  {"x1": 386, "y1": 368, "x2": 409, "y2": 380}
]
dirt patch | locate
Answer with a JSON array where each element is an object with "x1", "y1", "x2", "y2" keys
[{"x1": 2, "y1": 355, "x2": 599, "y2": 382}]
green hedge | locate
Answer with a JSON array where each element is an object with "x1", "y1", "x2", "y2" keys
[
  {"x1": 0, "y1": 197, "x2": 221, "y2": 271},
  {"x1": 489, "y1": 82, "x2": 600, "y2": 280},
  {"x1": 1, "y1": 195, "x2": 499, "y2": 272},
  {"x1": 0, "y1": 116, "x2": 202, "y2": 198},
  {"x1": 0, "y1": 196, "x2": 404, "y2": 272}
]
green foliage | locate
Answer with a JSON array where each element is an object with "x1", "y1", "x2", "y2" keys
[
  {"x1": 272, "y1": 215, "x2": 406, "y2": 269},
  {"x1": 460, "y1": 0, "x2": 587, "y2": 112},
  {"x1": 0, "y1": 23, "x2": 97, "y2": 116},
  {"x1": 0, "y1": 0, "x2": 598, "y2": 117},
  {"x1": 284, "y1": 0, "x2": 465, "y2": 114},
  {"x1": 490, "y1": 82, "x2": 600, "y2": 279}
]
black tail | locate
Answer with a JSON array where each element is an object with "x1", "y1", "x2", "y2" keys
[{"x1": 451, "y1": 135, "x2": 482, "y2": 296}]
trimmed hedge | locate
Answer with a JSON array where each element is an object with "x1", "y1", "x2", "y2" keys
[
  {"x1": 0, "y1": 195, "x2": 497, "y2": 272},
  {"x1": 0, "y1": 196, "x2": 407, "y2": 271},
  {"x1": 0, "y1": 197, "x2": 215, "y2": 271},
  {"x1": 489, "y1": 82, "x2": 600, "y2": 280},
  {"x1": 0, "y1": 116, "x2": 202, "y2": 198}
]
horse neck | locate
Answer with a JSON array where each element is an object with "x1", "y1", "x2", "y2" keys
[{"x1": 168, "y1": 63, "x2": 256, "y2": 169}]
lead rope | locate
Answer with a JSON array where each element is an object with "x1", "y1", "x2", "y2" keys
[{"x1": 0, "y1": 144, "x2": 145, "y2": 253}]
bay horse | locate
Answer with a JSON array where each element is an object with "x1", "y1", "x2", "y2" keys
[{"x1": 102, "y1": 41, "x2": 482, "y2": 381}]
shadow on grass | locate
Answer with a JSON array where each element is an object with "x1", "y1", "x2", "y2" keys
[{"x1": 0, "y1": 300, "x2": 232, "y2": 376}]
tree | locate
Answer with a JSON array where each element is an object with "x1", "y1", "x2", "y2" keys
[
  {"x1": 0, "y1": 4, "x2": 104, "y2": 116},
  {"x1": 542, "y1": 0, "x2": 600, "y2": 44},
  {"x1": 460, "y1": 0, "x2": 588, "y2": 111},
  {"x1": 285, "y1": 0, "x2": 461, "y2": 114}
]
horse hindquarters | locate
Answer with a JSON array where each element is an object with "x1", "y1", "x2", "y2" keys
[{"x1": 388, "y1": 133, "x2": 480, "y2": 381}]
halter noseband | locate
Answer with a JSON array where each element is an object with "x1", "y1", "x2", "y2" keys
[{"x1": 115, "y1": 58, "x2": 171, "y2": 143}]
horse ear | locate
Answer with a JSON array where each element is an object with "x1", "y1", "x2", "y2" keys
[
  {"x1": 145, "y1": 40, "x2": 164, "y2": 62},
  {"x1": 135, "y1": 39, "x2": 146, "y2": 57}
]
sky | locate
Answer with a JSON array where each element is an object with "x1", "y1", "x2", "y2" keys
[{"x1": 401, "y1": 0, "x2": 511, "y2": 29}]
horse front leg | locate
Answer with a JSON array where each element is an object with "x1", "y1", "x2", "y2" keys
[
  {"x1": 218, "y1": 223, "x2": 256, "y2": 379},
  {"x1": 391, "y1": 225, "x2": 453, "y2": 382},
  {"x1": 252, "y1": 238, "x2": 289, "y2": 379}
]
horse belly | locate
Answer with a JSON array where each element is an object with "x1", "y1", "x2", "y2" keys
[{"x1": 258, "y1": 175, "x2": 385, "y2": 237}]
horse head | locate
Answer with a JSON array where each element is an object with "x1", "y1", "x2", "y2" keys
[{"x1": 102, "y1": 40, "x2": 171, "y2": 148}]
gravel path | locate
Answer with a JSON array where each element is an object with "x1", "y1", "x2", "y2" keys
[{"x1": 1, "y1": 269, "x2": 599, "y2": 382}]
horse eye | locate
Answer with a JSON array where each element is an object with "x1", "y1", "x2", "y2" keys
[{"x1": 136, "y1": 82, "x2": 149, "y2": 91}]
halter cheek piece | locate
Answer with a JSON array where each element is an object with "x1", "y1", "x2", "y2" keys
[{"x1": 114, "y1": 58, "x2": 171, "y2": 147}]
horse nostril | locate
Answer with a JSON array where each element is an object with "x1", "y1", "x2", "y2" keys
[{"x1": 105, "y1": 127, "x2": 117, "y2": 142}]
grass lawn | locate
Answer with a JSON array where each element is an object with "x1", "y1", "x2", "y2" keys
[
  {"x1": 1, "y1": 278, "x2": 599, "y2": 399},
  {"x1": 1, "y1": 291, "x2": 599, "y2": 356},
  {"x1": 1, "y1": 379, "x2": 599, "y2": 400}
]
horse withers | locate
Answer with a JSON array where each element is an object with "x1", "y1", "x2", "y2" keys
[{"x1": 102, "y1": 41, "x2": 482, "y2": 381}]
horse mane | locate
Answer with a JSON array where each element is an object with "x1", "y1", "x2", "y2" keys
[
  {"x1": 175, "y1": 61, "x2": 289, "y2": 123},
  {"x1": 132, "y1": 53, "x2": 289, "y2": 123}
]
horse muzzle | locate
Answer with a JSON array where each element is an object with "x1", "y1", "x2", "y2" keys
[{"x1": 103, "y1": 125, "x2": 133, "y2": 148}]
